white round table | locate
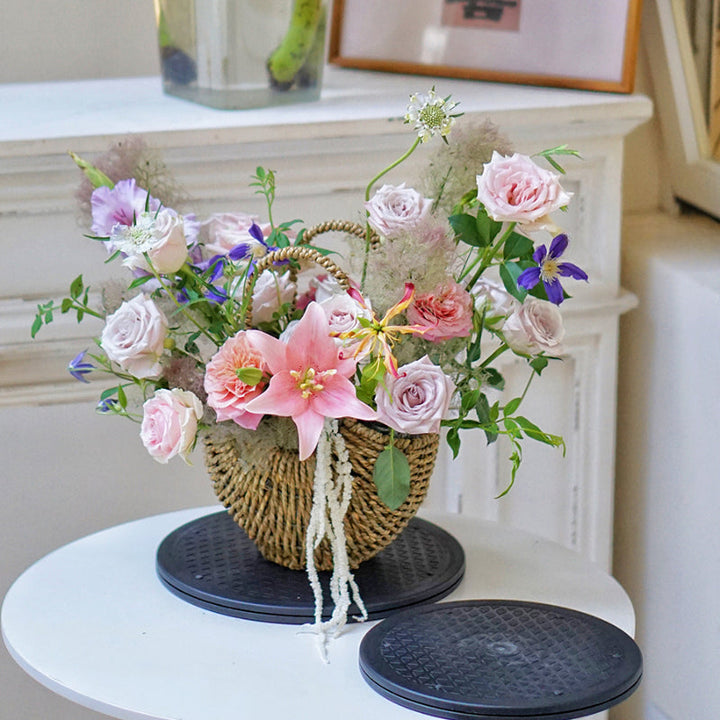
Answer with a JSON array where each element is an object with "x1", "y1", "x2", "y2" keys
[{"x1": 1, "y1": 506, "x2": 635, "y2": 720}]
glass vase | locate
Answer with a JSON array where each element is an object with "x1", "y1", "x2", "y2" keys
[{"x1": 153, "y1": 0, "x2": 327, "y2": 110}]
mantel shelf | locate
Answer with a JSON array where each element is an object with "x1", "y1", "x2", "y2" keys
[{"x1": 0, "y1": 66, "x2": 652, "y2": 155}]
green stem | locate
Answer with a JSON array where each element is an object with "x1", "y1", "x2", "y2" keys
[
  {"x1": 480, "y1": 343, "x2": 510, "y2": 369},
  {"x1": 68, "y1": 300, "x2": 104, "y2": 320},
  {"x1": 463, "y1": 221, "x2": 517, "y2": 290},
  {"x1": 150, "y1": 263, "x2": 222, "y2": 346},
  {"x1": 361, "y1": 137, "x2": 422, "y2": 287}
]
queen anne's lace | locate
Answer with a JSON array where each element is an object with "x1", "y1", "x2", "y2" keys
[{"x1": 301, "y1": 418, "x2": 367, "y2": 661}]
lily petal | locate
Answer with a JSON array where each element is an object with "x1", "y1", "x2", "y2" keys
[
  {"x1": 244, "y1": 372, "x2": 307, "y2": 416},
  {"x1": 293, "y1": 407, "x2": 326, "y2": 460}
]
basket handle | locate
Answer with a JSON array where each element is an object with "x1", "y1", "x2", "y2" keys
[
  {"x1": 301, "y1": 220, "x2": 380, "y2": 250},
  {"x1": 244, "y1": 245, "x2": 352, "y2": 328}
]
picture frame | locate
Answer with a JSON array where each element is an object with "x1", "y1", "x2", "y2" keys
[{"x1": 328, "y1": 0, "x2": 644, "y2": 93}]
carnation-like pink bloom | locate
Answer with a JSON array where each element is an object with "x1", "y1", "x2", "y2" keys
[
  {"x1": 244, "y1": 302, "x2": 376, "y2": 460},
  {"x1": 406, "y1": 280, "x2": 474, "y2": 342},
  {"x1": 204, "y1": 330, "x2": 269, "y2": 429},
  {"x1": 476, "y1": 152, "x2": 572, "y2": 227},
  {"x1": 90, "y1": 178, "x2": 161, "y2": 236}
]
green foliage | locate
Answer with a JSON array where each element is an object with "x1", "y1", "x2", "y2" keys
[{"x1": 373, "y1": 443, "x2": 411, "y2": 510}]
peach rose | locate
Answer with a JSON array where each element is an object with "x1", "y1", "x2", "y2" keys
[
  {"x1": 204, "y1": 330, "x2": 268, "y2": 429},
  {"x1": 406, "y1": 281, "x2": 474, "y2": 342}
]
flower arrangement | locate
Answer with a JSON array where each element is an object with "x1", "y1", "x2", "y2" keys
[{"x1": 32, "y1": 89, "x2": 587, "y2": 651}]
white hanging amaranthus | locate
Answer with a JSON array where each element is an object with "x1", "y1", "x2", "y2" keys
[{"x1": 301, "y1": 418, "x2": 367, "y2": 661}]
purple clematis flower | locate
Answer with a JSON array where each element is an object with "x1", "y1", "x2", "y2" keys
[
  {"x1": 68, "y1": 350, "x2": 94, "y2": 383},
  {"x1": 517, "y1": 234, "x2": 588, "y2": 305}
]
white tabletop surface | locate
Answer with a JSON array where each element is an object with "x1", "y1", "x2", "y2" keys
[{"x1": 2, "y1": 506, "x2": 634, "y2": 720}]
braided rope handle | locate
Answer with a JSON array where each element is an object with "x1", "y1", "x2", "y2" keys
[
  {"x1": 302, "y1": 220, "x2": 380, "y2": 250},
  {"x1": 244, "y1": 245, "x2": 351, "y2": 328}
]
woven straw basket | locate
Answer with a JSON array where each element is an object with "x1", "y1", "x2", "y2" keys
[{"x1": 203, "y1": 222, "x2": 440, "y2": 571}]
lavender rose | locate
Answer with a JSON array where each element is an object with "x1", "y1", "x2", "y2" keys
[
  {"x1": 319, "y1": 292, "x2": 371, "y2": 335},
  {"x1": 364, "y1": 183, "x2": 432, "y2": 238},
  {"x1": 502, "y1": 298, "x2": 565, "y2": 356},
  {"x1": 100, "y1": 294, "x2": 168, "y2": 377},
  {"x1": 200, "y1": 212, "x2": 270, "y2": 257},
  {"x1": 476, "y1": 152, "x2": 572, "y2": 227},
  {"x1": 375, "y1": 356, "x2": 455, "y2": 434},
  {"x1": 471, "y1": 277, "x2": 520, "y2": 323},
  {"x1": 251, "y1": 270, "x2": 297, "y2": 324},
  {"x1": 140, "y1": 388, "x2": 203, "y2": 464}
]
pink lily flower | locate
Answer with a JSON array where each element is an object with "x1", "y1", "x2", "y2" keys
[{"x1": 244, "y1": 302, "x2": 377, "y2": 460}]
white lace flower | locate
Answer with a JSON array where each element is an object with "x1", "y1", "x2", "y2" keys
[{"x1": 404, "y1": 88, "x2": 460, "y2": 142}]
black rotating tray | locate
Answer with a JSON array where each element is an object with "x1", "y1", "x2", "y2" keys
[
  {"x1": 156, "y1": 511, "x2": 465, "y2": 624},
  {"x1": 359, "y1": 599, "x2": 643, "y2": 720}
]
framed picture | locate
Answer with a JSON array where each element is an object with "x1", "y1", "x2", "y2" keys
[{"x1": 328, "y1": 0, "x2": 644, "y2": 93}]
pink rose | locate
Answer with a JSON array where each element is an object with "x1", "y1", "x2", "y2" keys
[
  {"x1": 364, "y1": 183, "x2": 432, "y2": 238},
  {"x1": 204, "y1": 330, "x2": 268, "y2": 429},
  {"x1": 406, "y1": 281, "x2": 474, "y2": 342},
  {"x1": 375, "y1": 356, "x2": 455, "y2": 434},
  {"x1": 200, "y1": 212, "x2": 271, "y2": 257},
  {"x1": 111, "y1": 209, "x2": 188, "y2": 275},
  {"x1": 251, "y1": 271, "x2": 296, "y2": 324},
  {"x1": 100, "y1": 294, "x2": 168, "y2": 378},
  {"x1": 502, "y1": 298, "x2": 565, "y2": 356},
  {"x1": 476, "y1": 152, "x2": 572, "y2": 226},
  {"x1": 140, "y1": 388, "x2": 203, "y2": 464}
]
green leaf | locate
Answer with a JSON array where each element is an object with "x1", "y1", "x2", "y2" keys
[
  {"x1": 475, "y1": 207, "x2": 503, "y2": 246},
  {"x1": 503, "y1": 233, "x2": 534, "y2": 260},
  {"x1": 446, "y1": 426, "x2": 461, "y2": 459},
  {"x1": 116, "y1": 385, "x2": 128, "y2": 409},
  {"x1": 373, "y1": 445, "x2": 411, "y2": 510},
  {"x1": 69, "y1": 275, "x2": 84, "y2": 299},
  {"x1": 60, "y1": 298, "x2": 73, "y2": 313},
  {"x1": 128, "y1": 274, "x2": 155, "y2": 290},
  {"x1": 503, "y1": 396, "x2": 522, "y2": 417},
  {"x1": 31, "y1": 314, "x2": 43, "y2": 338},
  {"x1": 449, "y1": 213, "x2": 483, "y2": 247},
  {"x1": 499, "y1": 262, "x2": 528, "y2": 302},
  {"x1": 483, "y1": 367, "x2": 505, "y2": 390},
  {"x1": 460, "y1": 387, "x2": 480, "y2": 415},
  {"x1": 475, "y1": 393, "x2": 491, "y2": 424},
  {"x1": 235, "y1": 367, "x2": 264, "y2": 385},
  {"x1": 529, "y1": 355, "x2": 549, "y2": 375}
]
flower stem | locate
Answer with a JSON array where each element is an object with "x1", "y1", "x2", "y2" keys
[
  {"x1": 480, "y1": 343, "x2": 510, "y2": 368},
  {"x1": 149, "y1": 263, "x2": 222, "y2": 346},
  {"x1": 361, "y1": 137, "x2": 422, "y2": 287},
  {"x1": 463, "y1": 221, "x2": 517, "y2": 290}
]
